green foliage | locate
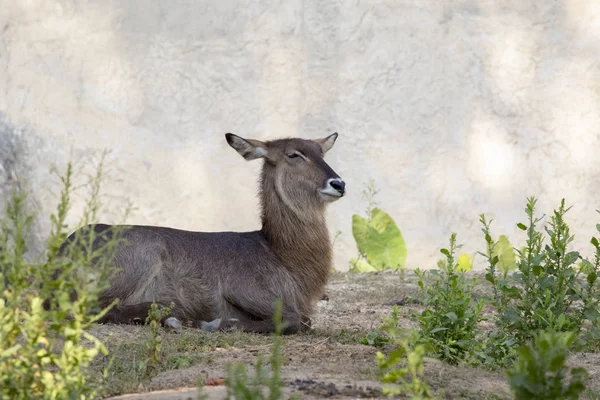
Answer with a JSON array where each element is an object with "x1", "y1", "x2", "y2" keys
[
  {"x1": 492, "y1": 235, "x2": 517, "y2": 273},
  {"x1": 350, "y1": 180, "x2": 407, "y2": 273},
  {"x1": 581, "y1": 315, "x2": 600, "y2": 353},
  {"x1": 0, "y1": 156, "x2": 129, "y2": 399},
  {"x1": 507, "y1": 330, "x2": 588, "y2": 400},
  {"x1": 206, "y1": 300, "x2": 293, "y2": 400},
  {"x1": 480, "y1": 198, "x2": 600, "y2": 362},
  {"x1": 349, "y1": 257, "x2": 378, "y2": 273},
  {"x1": 376, "y1": 308, "x2": 435, "y2": 399},
  {"x1": 170, "y1": 354, "x2": 193, "y2": 369},
  {"x1": 144, "y1": 302, "x2": 174, "y2": 375},
  {"x1": 414, "y1": 233, "x2": 485, "y2": 364},
  {"x1": 352, "y1": 208, "x2": 407, "y2": 271},
  {"x1": 360, "y1": 331, "x2": 390, "y2": 348}
]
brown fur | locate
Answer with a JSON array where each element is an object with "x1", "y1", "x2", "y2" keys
[{"x1": 60, "y1": 133, "x2": 344, "y2": 334}]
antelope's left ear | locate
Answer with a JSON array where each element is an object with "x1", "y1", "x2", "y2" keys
[{"x1": 315, "y1": 132, "x2": 338, "y2": 154}]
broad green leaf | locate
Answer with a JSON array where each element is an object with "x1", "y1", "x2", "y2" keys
[
  {"x1": 364, "y1": 208, "x2": 407, "y2": 270},
  {"x1": 492, "y1": 235, "x2": 517, "y2": 273},
  {"x1": 352, "y1": 214, "x2": 369, "y2": 256},
  {"x1": 349, "y1": 258, "x2": 378, "y2": 273},
  {"x1": 456, "y1": 253, "x2": 472, "y2": 272}
]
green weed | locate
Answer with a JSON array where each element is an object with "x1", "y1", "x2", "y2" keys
[
  {"x1": 507, "y1": 330, "x2": 588, "y2": 400},
  {"x1": 143, "y1": 302, "x2": 174, "y2": 375},
  {"x1": 360, "y1": 331, "x2": 390, "y2": 348},
  {"x1": 414, "y1": 233, "x2": 485, "y2": 364},
  {"x1": 376, "y1": 308, "x2": 435, "y2": 399}
]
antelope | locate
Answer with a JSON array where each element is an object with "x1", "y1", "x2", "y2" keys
[{"x1": 60, "y1": 133, "x2": 345, "y2": 334}]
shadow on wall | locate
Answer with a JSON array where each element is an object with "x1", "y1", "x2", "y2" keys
[
  {"x1": 363, "y1": 0, "x2": 600, "y2": 267},
  {"x1": 0, "y1": 114, "x2": 45, "y2": 258}
]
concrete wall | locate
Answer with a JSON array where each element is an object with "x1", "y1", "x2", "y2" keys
[{"x1": 1, "y1": 0, "x2": 599, "y2": 270}]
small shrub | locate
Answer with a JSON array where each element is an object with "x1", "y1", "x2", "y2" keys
[
  {"x1": 507, "y1": 330, "x2": 588, "y2": 400},
  {"x1": 414, "y1": 233, "x2": 484, "y2": 364},
  {"x1": 0, "y1": 156, "x2": 129, "y2": 399},
  {"x1": 376, "y1": 308, "x2": 435, "y2": 399},
  {"x1": 480, "y1": 198, "x2": 600, "y2": 360},
  {"x1": 144, "y1": 302, "x2": 174, "y2": 375},
  {"x1": 350, "y1": 179, "x2": 407, "y2": 274}
]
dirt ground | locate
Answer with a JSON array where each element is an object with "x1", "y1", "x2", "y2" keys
[{"x1": 89, "y1": 271, "x2": 600, "y2": 399}]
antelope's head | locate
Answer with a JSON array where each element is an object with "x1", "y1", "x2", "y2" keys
[{"x1": 226, "y1": 133, "x2": 345, "y2": 211}]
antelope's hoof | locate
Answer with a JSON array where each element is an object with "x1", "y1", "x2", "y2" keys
[
  {"x1": 164, "y1": 317, "x2": 182, "y2": 332},
  {"x1": 300, "y1": 316, "x2": 313, "y2": 331},
  {"x1": 200, "y1": 318, "x2": 222, "y2": 331}
]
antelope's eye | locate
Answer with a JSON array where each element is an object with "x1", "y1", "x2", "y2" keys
[{"x1": 287, "y1": 153, "x2": 299, "y2": 159}]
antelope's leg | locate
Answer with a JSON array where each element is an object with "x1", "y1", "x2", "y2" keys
[{"x1": 199, "y1": 312, "x2": 303, "y2": 334}]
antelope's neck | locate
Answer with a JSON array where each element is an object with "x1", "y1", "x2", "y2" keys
[{"x1": 259, "y1": 170, "x2": 332, "y2": 287}]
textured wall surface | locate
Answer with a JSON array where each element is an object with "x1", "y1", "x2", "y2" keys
[{"x1": 1, "y1": 0, "x2": 599, "y2": 270}]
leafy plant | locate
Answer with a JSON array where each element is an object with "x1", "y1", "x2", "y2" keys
[
  {"x1": 170, "y1": 354, "x2": 193, "y2": 369},
  {"x1": 144, "y1": 302, "x2": 174, "y2": 375},
  {"x1": 360, "y1": 331, "x2": 390, "y2": 348},
  {"x1": 480, "y1": 198, "x2": 600, "y2": 353},
  {"x1": 350, "y1": 180, "x2": 407, "y2": 273},
  {"x1": 0, "y1": 156, "x2": 129, "y2": 399},
  {"x1": 376, "y1": 307, "x2": 435, "y2": 399},
  {"x1": 507, "y1": 330, "x2": 588, "y2": 400},
  {"x1": 414, "y1": 233, "x2": 484, "y2": 364}
]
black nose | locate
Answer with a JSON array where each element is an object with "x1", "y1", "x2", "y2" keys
[{"x1": 330, "y1": 179, "x2": 345, "y2": 194}]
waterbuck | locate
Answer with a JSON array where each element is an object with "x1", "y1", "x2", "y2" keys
[{"x1": 62, "y1": 133, "x2": 345, "y2": 334}]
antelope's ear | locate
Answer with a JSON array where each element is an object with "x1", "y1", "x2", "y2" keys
[
  {"x1": 225, "y1": 133, "x2": 269, "y2": 161},
  {"x1": 315, "y1": 132, "x2": 338, "y2": 154}
]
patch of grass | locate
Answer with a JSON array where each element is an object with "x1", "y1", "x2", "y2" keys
[
  {"x1": 196, "y1": 300, "x2": 293, "y2": 400},
  {"x1": 95, "y1": 328, "x2": 274, "y2": 396},
  {"x1": 170, "y1": 354, "x2": 193, "y2": 369}
]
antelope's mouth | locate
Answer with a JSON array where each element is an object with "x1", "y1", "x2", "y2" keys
[{"x1": 319, "y1": 187, "x2": 345, "y2": 201}]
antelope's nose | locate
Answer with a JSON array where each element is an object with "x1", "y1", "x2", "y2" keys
[{"x1": 329, "y1": 179, "x2": 345, "y2": 195}]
